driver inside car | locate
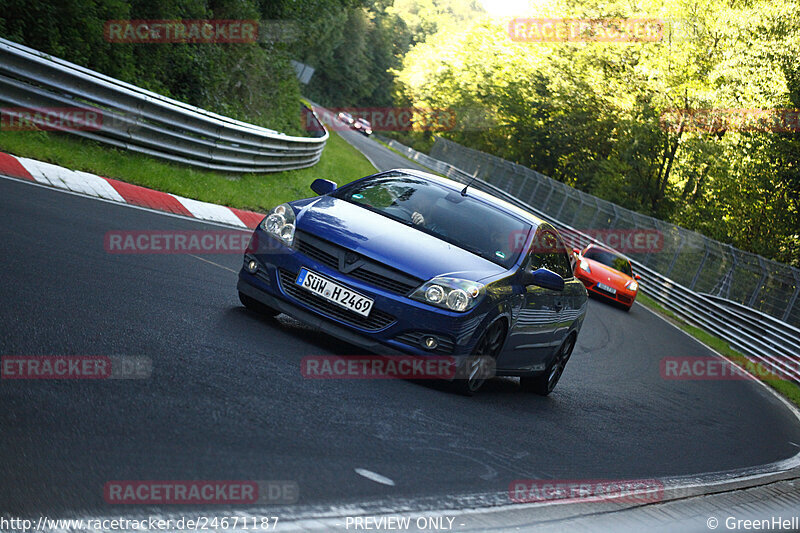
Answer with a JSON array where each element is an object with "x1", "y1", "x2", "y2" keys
[{"x1": 408, "y1": 191, "x2": 445, "y2": 234}]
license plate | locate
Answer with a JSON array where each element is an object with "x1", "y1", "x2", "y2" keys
[
  {"x1": 597, "y1": 282, "x2": 617, "y2": 294},
  {"x1": 295, "y1": 268, "x2": 374, "y2": 317}
]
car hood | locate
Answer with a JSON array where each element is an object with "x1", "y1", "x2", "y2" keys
[
  {"x1": 295, "y1": 196, "x2": 507, "y2": 281},
  {"x1": 584, "y1": 258, "x2": 632, "y2": 287}
]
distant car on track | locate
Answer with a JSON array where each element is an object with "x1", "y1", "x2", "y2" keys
[
  {"x1": 337, "y1": 111, "x2": 354, "y2": 125},
  {"x1": 238, "y1": 169, "x2": 588, "y2": 395},
  {"x1": 573, "y1": 244, "x2": 640, "y2": 311},
  {"x1": 352, "y1": 117, "x2": 372, "y2": 136}
]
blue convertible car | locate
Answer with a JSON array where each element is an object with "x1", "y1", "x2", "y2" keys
[{"x1": 238, "y1": 169, "x2": 587, "y2": 395}]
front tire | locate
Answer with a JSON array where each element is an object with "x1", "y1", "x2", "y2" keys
[
  {"x1": 454, "y1": 320, "x2": 506, "y2": 396},
  {"x1": 520, "y1": 334, "x2": 575, "y2": 396},
  {"x1": 239, "y1": 291, "x2": 280, "y2": 317}
]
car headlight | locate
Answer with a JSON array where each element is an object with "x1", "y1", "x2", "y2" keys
[
  {"x1": 626, "y1": 279, "x2": 638, "y2": 291},
  {"x1": 261, "y1": 203, "x2": 296, "y2": 246},
  {"x1": 579, "y1": 259, "x2": 591, "y2": 273},
  {"x1": 411, "y1": 277, "x2": 484, "y2": 312}
]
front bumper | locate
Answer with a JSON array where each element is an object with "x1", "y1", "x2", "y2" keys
[
  {"x1": 575, "y1": 271, "x2": 637, "y2": 307},
  {"x1": 238, "y1": 279, "x2": 405, "y2": 356},
  {"x1": 238, "y1": 231, "x2": 491, "y2": 356}
]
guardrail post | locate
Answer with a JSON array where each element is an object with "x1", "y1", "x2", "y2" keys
[
  {"x1": 640, "y1": 216, "x2": 660, "y2": 267},
  {"x1": 587, "y1": 198, "x2": 601, "y2": 230},
  {"x1": 784, "y1": 270, "x2": 800, "y2": 323},
  {"x1": 609, "y1": 204, "x2": 620, "y2": 229},
  {"x1": 509, "y1": 165, "x2": 521, "y2": 196},
  {"x1": 527, "y1": 175, "x2": 541, "y2": 204},
  {"x1": 711, "y1": 244, "x2": 738, "y2": 299},
  {"x1": 541, "y1": 180, "x2": 555, "y2": 211},
  {"x1": 664, "y1": 234, "x2": 686, "y2": 277},
  {"x1": 748, "y1": 256, "x2": 769, "y2": 308},
  {"x1": 689, "y1": 243, "x2": 709, "y2": 290},
  {"x1": 555, "y1": 187, "x2": 570, "y2": 219}
]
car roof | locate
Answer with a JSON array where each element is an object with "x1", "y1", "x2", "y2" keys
[{"x1": 383, "y1": 168, "x2": 546, "y2": 227}]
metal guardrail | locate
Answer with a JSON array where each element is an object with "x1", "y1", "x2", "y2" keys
[
  {"x1": 379, "y1": 135, "x2": 800, "y2": 382},
  {"x1": 0, "y1": 37, "x2": 327, "y2": 173}
]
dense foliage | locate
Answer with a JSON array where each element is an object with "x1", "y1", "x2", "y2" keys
[
  {"x1": 0, "y1": 0, "x2": 312, "y2": 133},
  {"x1": 0, "y1": 0, "x2": 797, "y2": 265},
  {"x1": 395, "y1": 0, "x2": 800, "y2": 266}
]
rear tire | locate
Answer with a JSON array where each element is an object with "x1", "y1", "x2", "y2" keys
[
  {"x1": 520, "y1": 334, "x2": 576, "y2": 396},
  {"x1": 239, "y1": 291, "x2": 280, "y2": 317}
]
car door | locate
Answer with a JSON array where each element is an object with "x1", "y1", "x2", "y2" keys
[{"x1": 502, "y1": 225, "x2": 571, "y2": 372}]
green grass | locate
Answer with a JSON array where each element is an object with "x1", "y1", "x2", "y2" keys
[
  {"x1": 0, "y1": 125, "x2": 376, "y2": 214},
  {"x1": 637, "y1": 292, "x2": 800, "y2": 407}
]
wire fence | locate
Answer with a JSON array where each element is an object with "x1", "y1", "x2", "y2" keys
[{"x1": 429, "y1": 138, "x2": 800, "y2": 328}]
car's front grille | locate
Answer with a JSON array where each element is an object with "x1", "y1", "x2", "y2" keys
[
  {"x1": 297, "y1": 238, "x2": 338, "y2": 270},
  {"x1": 394, "y1": 331, "x2": 455, "y2": 355},
  {"x1": 349, "y1": 268, "x2": 418, "y2": 296},
  {"x1": 296, "y1": 232, "x2": 422, "y2": 296},
  {"x1": 278, "y1": 269, "x2": 396, "y2": 331}
]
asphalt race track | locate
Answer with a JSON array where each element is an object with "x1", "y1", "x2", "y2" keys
[
  {"x1": 2, "y1": 136, "x2": 800, "y2": 519},
  {"x1": 322, "y1": 117, "x2": 430, "y2": 174}
]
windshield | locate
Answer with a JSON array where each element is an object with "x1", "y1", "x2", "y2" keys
[
  {"x1": 584, "y1": 248, "x2": 633, "y2": 276},
  {"x1": 336, "y1": 174, "x2": 530, "y2": 268}
]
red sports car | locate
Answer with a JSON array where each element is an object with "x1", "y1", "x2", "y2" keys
[{"x1": 573, "y1": 244, "x2": 640, "y2": 311}]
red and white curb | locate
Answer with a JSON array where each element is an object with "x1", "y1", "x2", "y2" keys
[{"x1": 0, "y1": 151, "x2": 265, "y2": 229}]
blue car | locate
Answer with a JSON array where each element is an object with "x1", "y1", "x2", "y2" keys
[{"x1": 237, "y1": 169, "x2": 587, "y2": 395}]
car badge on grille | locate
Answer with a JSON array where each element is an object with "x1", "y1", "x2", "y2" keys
[{"x1": 339, "y1": 251, "x2": 363, "y2": 273}]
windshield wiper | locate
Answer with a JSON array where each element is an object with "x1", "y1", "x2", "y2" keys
[{"x1": 459, "y1": 243, "x2": 489, "y2": 259}]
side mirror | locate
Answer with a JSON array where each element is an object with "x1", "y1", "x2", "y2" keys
[
  {"x1": 524, "y1": 268, "x2": 565, "y2": 291},
  {"x1": 635, "y1": 274, "x2": 641, "y2": 281},
  {"x1": 311, "y1": 178, "x2": 337, "y2": 195},
  {"x1": 572, "y1": 248, "x2": 581, "y2": 256}
]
